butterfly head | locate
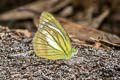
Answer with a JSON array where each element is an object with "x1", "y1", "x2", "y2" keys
[
  {"x1": 65, "y1": 48, "x2": 78, "y2": 59},
  {"x1": 71, "y1": 48, "x2": 78, "y2": 56}
]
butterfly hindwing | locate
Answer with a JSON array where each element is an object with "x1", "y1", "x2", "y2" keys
[{"x1": 33, "y1": 27, "x2": 66, "y2": 60}]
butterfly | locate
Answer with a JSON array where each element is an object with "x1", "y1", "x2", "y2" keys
[{"x1": 33, "y1": 12, "x2": 78, "y2": 60}]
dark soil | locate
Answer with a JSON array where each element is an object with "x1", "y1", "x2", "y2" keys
[{"x1": 0, "y1": 29, "x2": 120, "y2": 80}]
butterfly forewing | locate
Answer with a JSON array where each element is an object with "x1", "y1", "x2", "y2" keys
[{"x1": 41, "y1": 12, "x2": 71, "y2": 52}]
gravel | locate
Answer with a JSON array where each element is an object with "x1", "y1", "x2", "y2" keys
[{"x1": 0, "y1": 30, "x2": 120, "y2": 80}]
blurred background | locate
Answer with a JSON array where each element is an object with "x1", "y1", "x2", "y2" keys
[{"x1": 0, "y1": 0, "x2": 120, "y2": 37}]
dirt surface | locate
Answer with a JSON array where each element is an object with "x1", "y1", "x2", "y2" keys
[{"x1": 0, "y1": 29, "x2": 120, "y2": 80}]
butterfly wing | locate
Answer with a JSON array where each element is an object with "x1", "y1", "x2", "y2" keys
[
  {"x1": 39, "y1": 12, "x2": 71, "y2": 52},
  {"x1": 33, "y1": 28, "x2": 66, "y2": 60},
  {"x1": 33, "y1": 12, "x2": 72, "y2": 60}
]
